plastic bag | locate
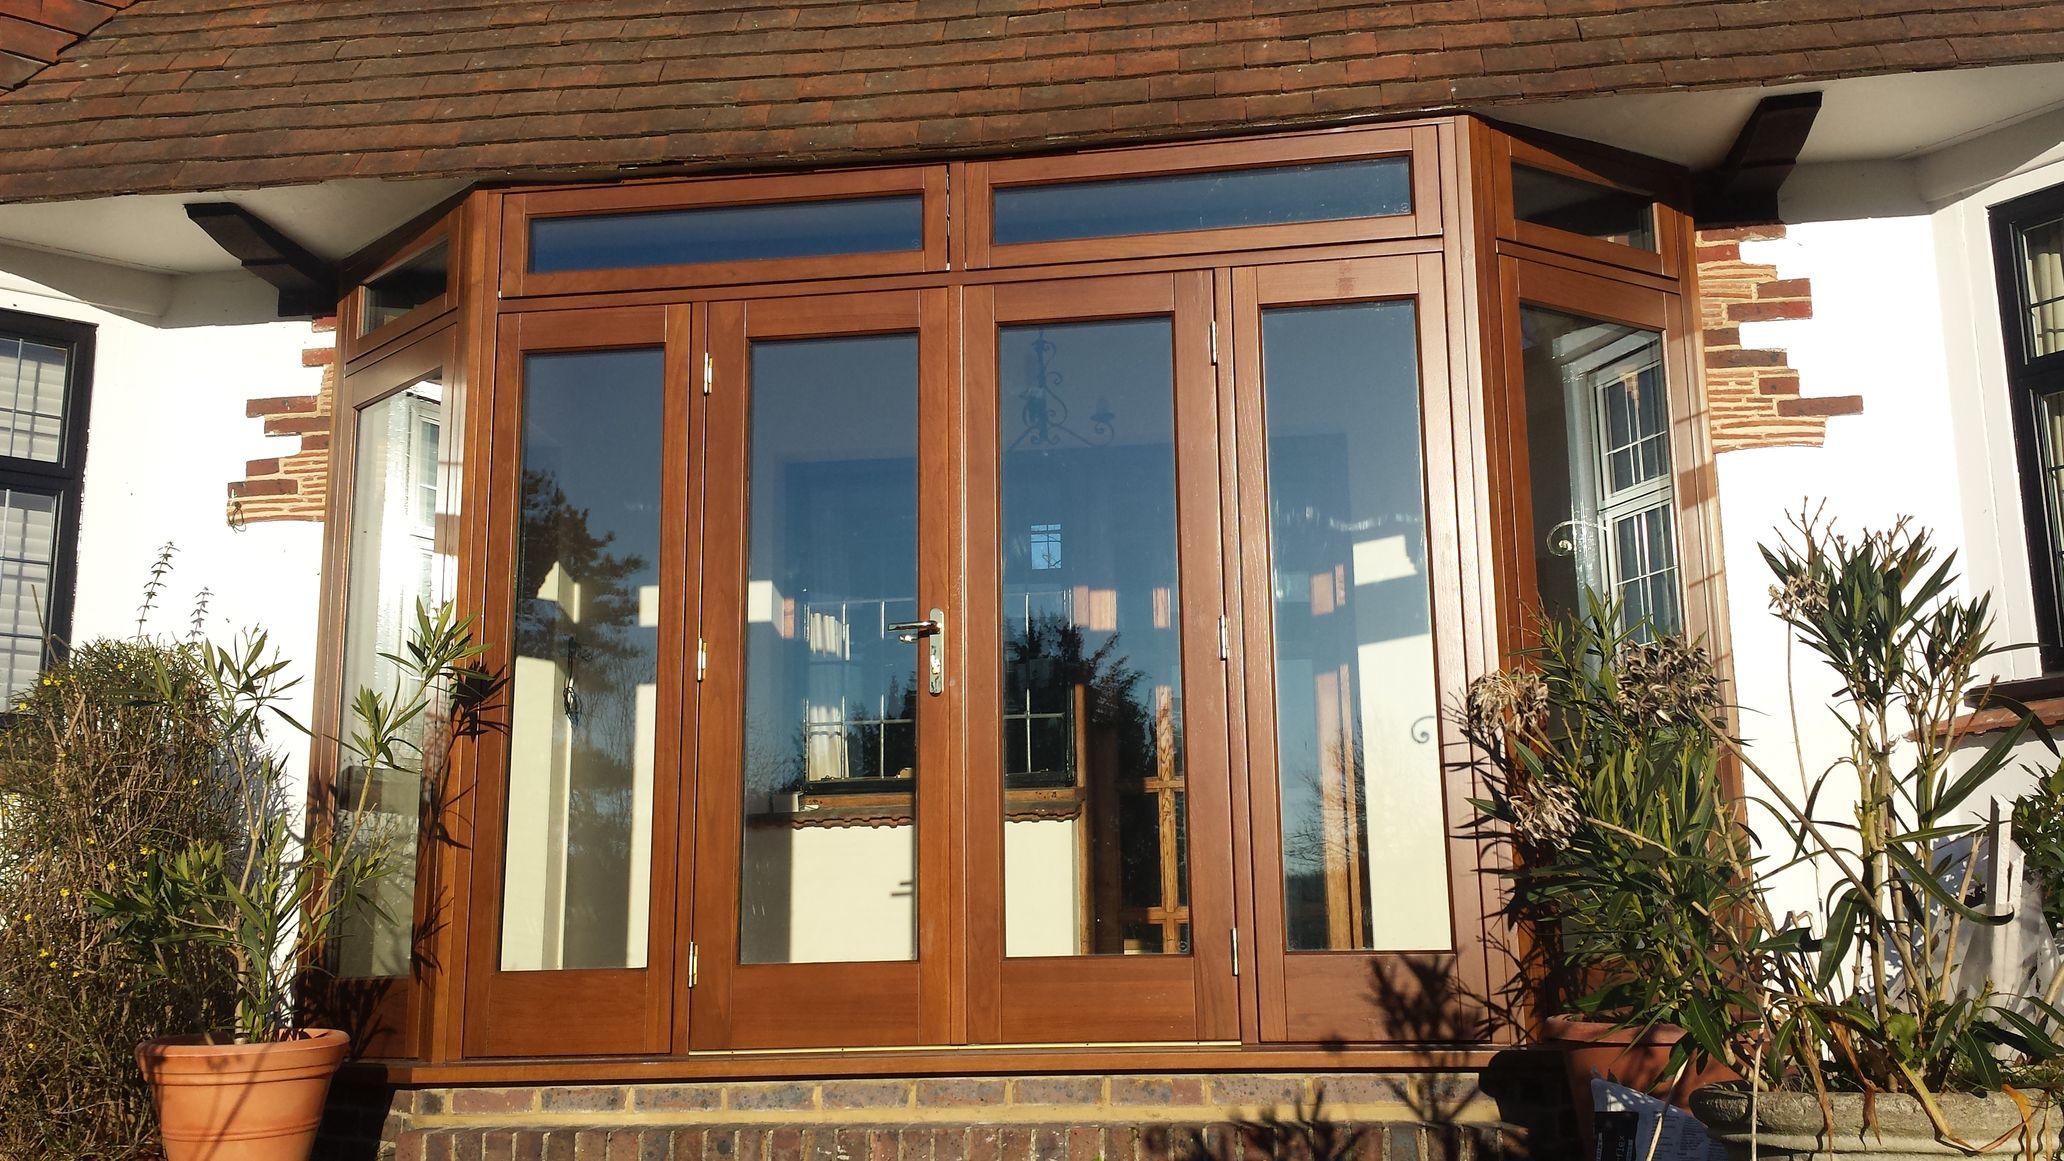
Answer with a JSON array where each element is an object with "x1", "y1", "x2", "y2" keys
[{"x1": 1591, "y1": 1078, "x2": 1727, "y2": 1161}]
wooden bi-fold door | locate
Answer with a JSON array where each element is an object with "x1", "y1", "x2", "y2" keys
[{"x1": 688, "y1": 289, "x2": 959, "y2": 1049}]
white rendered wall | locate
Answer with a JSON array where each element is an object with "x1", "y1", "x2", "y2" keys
[
  {"x1": 0, "y1": 264, "x2": 326, "y2": 781},
  {"x1": 1713, "y1": 217, "x2": 1969, "y2": 922}
]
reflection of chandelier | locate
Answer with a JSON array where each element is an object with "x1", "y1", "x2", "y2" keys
[{"x1": 1011, "y1": 330, "x2": 1114, "y2": 450}]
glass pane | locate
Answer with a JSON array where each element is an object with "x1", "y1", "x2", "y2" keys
[
  {"x1": 361, "y1": 241, "x2": 449, "y2": 335},
  {"x1": 740, "y1": 334, "x2": 920, "y2": 965},
  {"x1": 2023, "y1": 216, "x2": 2064, "y2": 359},
  {"x1": 992, "y1": 157, "x2": 1411, "y2": 247},
  {"x1": 0, "y1": 336, "x2": 67, "y2": 463},
  {"x1": 0, "y1": 487, "x2": 56, "y2": 703},
  {"x1": 1512, "y1": 165, "x2": 1657, "y2": 252},
  {"x1": 1261, "y1": 303, "x2": 1448, "y2": 953},
  {"x1": 1521, "y1": 306, "x2": 1681, "y2": 633},
  {"x1": 499, "y1": 349, "x2": 664, "y2": 972},
  {"x1": 999, "y1": 318, "x2": 1190, "y2": 957},
  {"x1": 2036, "y1": 392, "x2": 2064, "y2": 633},
  {"x1": 335, "y1": 377, "x2": 454, "y2": 978},
  {"x1": 529, "y1": 195, "x2": 924, "y2": 275}
]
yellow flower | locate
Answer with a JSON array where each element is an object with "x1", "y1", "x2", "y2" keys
[
  {"x1": 105, "y1": 862, "x2": 114, "y2": 872},
  {"x1": 84, "y1": 837, "x2": 95, "y2": 846},
  {"x1": 37, "y1": 948, "x2": 49, "y2": 957},
  {"x1": 56, "y1": 889, "x2": 67, "y2": 898},
  {"x1": 24, "y1": 1042, "x2": 33, "y2": 1052},
  {"x1": 19, "y1": 913, "x2": 30, "y2": 923},
  {"x1": 138, "y1": 846, "x2": 151, "y2": 856}
]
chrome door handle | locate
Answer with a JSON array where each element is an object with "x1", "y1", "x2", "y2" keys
[{"x1": 889, "y1": 608, "x2": 946, "y2": 696}]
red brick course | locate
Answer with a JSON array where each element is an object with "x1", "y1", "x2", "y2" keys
[
  {"x1": 230, "y1": 316, "x2": 333, "y2": 525},
  {"x1": 0, "y1": 1, "x2": 2062, "y2": 202},
  {"x1": 1696, "y1": 225, "x2": 1862, "y2": 452}
]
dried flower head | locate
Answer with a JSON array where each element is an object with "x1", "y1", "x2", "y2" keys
[
  {"x1": 1769, "y1": 571, "x2": 1829, "y2": 620},
  {"x1": 1465, "y1": 669, "x2": 1548, "y2": 741},
  {"x1": 1614, "y1": 635, "x2": 1722, "y2": 727},
  {"x1": 1511, "y1": 777, "x2": 1582, "y2": 851}
]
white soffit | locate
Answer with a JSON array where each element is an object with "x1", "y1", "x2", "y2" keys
[
  {"x1": 1493, "y1": 61, "x2": 2064, "y2": 172},
  {"x1": 0, "y1": 178, "x2": 466, "y2": 277}
]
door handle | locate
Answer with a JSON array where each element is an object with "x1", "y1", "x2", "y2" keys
[{"x1": 888, "y1": 608, "x2": 946, "y2": 696}]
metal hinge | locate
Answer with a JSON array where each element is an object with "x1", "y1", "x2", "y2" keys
[
  {"x1": 1230, "y1": 927, "x2": 1240, "y2": 977},
  {"x1": 1218, "y1": 615, "x2": 1229, "y2": 661},
  {"x1": 702, "y1": 351, "x2": 714, "y2": 395},
  {"x1": 687, "y1": 941, "x2": 699, "y2": 988},
  {"x1": 696, "y1": 637, "x2": 708, "y2": 682},
  {"x1": 1209, "y1": 321, "x2": 1219, "y2": 366}
]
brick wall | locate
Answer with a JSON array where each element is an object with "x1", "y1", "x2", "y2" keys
[
  {"x1": 319, "y1": 1070, "x2": 1571, "y2": 1161},
  {"x1": 1696, "y1": 225, "x2": 1863, "y2": 453},
  {"x1": 229, "y1": 316, "x2": 334, "y2": 525}
]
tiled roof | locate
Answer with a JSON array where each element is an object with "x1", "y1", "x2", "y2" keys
[
  {"x1": 0, "y1": 0, "x2": 2062, "y2": 204},
  {"x1": 0, "y1": 0, "x2": 134, "y2": 89}
]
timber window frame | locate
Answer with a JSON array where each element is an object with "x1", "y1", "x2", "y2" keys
[{"x1": 314, "y1": 115, "x2": 1725, "y2": 1079}]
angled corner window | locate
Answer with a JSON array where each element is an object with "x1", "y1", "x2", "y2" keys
[
  {"x1": 361, "y1": 239, "x2": 451, "y2": 337},
  {"x1": 528, "y1": 194, "x2": 925, "y2": 275},
  {"x1": 1521, "y1": 306, "x2": 1680, "y2": 635},
  {"x1": 992, "y1": 157, "x2": 1412, "y2": 247},
  {"x1": 335, "y1": 370, "x2": 456, "y2": 979},
  {"x1": 1511, "y1": 164, "x2": 1657, "y2": 253},
  {"x1": 0, "y1": 310, "x2": 89, "y2": 707}
]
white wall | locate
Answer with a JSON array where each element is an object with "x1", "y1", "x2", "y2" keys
[{"x1": 0, "y1": 263, "x2": 326, "y2": 778}]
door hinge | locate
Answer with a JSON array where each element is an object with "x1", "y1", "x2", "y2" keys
[
  {"x1": 687, "y1": 941, "x2": 698, "y2": 988},
  {"x1": 1218, "y1": 615, "x2": 1229, "y2": 661},
  {"x1": 1230, "y1": 926, "x2": 1240, "y2": 976},
  {"x1": 696, "y1": 637, "x2": 708, "y2": 682},
  {"x1": 702, "y1": 351, "x2": 714, "y2": 395},
  {"x1": 1209, "y1": 321, "x2": 1219, "y2": 366}
]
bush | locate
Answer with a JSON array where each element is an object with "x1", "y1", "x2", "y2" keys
[{"x1": 0, "y1": 639, "x2": 243, "y2": 1159}]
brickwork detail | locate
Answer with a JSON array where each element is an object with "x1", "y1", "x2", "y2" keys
[
  {"x1": 1696, "y1": 225, "x2": 1862, "y2": 453},
  {"x1": 230, "y1": 316, "x2": 334, "y2": 525},
  {"x1": 317, "y1": 1071, "x2": 1569, "y2": 1161}
]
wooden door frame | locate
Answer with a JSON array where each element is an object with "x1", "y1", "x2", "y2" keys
[
  {"x1": 1228, "y1": 254, "x2": 1491, "y2": 1045},
  {"x1": 460, "y1": 303, "x2": 694, "y2": 1058},
  {"x1": 688, "y1": 287, "x2": 960, "y2": 1050},
  {"x1": 962, "y1": 269, "x2": 1241, "y2": 1045}
]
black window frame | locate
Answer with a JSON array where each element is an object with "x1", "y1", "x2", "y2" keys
[{"x1": 0, "y1": 307, "x2": 94, "y2": 690}]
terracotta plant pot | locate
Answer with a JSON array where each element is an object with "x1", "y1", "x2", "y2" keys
[
  {"x1": 1692, "y1": 1087, "x2": 2063, "y2": 1159},
  {"x1": 1546, "y1": 1016, "x2": 1735, "y2": 1157},
  {"x1": 137, "y1": 1028, "x2": 350, "y2": 1161}
]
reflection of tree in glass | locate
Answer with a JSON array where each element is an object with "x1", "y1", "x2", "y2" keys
[
  {"x1": 515, "y1": 467, "x2": 653, "y2": 964},
  {"x1": 1280, "y1": 733, "x2": 1372, "y2": 949}
]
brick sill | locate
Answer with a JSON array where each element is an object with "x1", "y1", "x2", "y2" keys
[{"x1": 343, "y1": 1044, "x2": 1518, "y2": 1089}]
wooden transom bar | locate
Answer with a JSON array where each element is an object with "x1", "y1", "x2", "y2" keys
[{"x1": 310, "y1": 114, "x2": 1728, "y2": 1083}]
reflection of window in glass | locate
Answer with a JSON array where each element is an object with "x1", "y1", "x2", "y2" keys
[
  {"x1": 1260, "y1": 302, "x2": 1448, "y2": 954},
  {"x1": 1521, "y1": 307, "x2": 1681, "y2": 634},
  {"x1": 999, "y1": 318, "x2": 1190, "y2": 958},
  {"x1": 498, "y1": 349, "x2": 664, "y2": 973},
  {"x1": 1511, "y1": 165, "x2": 1657, "y2": 252},
  {"x1": 739, "y1": 334, "x2": 920, "y2": 966},
  {"x1": 1030, "y1": 523, "x2": 1062, "y2": 570},
  {"x1": 336, "y1": 380, "x2": 453, "y2": 979}
]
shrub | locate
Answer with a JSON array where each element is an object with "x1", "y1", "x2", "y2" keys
[{"x1": 0, "y1": 638, "x2": 243, "y2": 1159}]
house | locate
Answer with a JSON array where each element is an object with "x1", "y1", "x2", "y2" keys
[{"x1": 3, "y1": 2, "x2": 2064, "y2": 1158}]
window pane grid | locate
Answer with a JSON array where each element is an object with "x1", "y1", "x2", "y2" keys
[
  {"x1": 0, "y1": 487, "x2": 57, "y2": 704},
  {"x1": 0, "y1": 336, "x2": 67, "y2": 464}
]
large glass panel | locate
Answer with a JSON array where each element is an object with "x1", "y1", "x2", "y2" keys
[
  {"x1": 0, "y1": 487, "x2": 56, "y2": 703},
  {"x1": 992, "y1": 157, "x2": 1411, "y2": 247},
  {"x1": 740, "y1": 334, "x2": 921, "y2": 965},
  {"x1": 529, "y1": 195, "x2": 925, "y2": 275},
  {"x1": 1261, "y1": 302, "x2": 1448, "y2": 953},
  {"x1": 2021, "y1": 216, "x2": 2064, "y2": 359},
  {"x1": 2033, "y1": 392, "x2": 2064, "y2": 634},
  {"x1": 0, "y1": 336, "x2": 67, "y2": 463},
  {"x1": 361, "y1": 241, "x2": 450, "y2": 335},
  {"x1": 1511, "y1": 165, "x2": 1657, "y2": 252},
  {"x1": 999, "y1": 318, "x2": 1189, "y2": 957},
  {"x1": 499, "y1": 349, "x2": 664, "y2": 972},
  {"x1": 336, "y1": 376, "x2": 454, "y2": 978},
  {"x1": 1521, "y1": 307, "x2": 1680, "y2": 633}
]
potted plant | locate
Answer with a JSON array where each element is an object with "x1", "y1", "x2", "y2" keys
[
  {"x1": 91, "y1": 602, "x2": 481, "y2": 1161},
  {"x1": 1464, "y1": 606, "x2": 1759, "y2": 1152},
  {"x1": 1662, "y1": 515, "x2": 2064, "y2": 1157}
]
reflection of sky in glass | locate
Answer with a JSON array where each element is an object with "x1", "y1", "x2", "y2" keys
[{"x1": 994, "y1": 157, "x2": 1411, "y2": 246}]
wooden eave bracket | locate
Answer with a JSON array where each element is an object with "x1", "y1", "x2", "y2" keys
[
  {"x1": 1693, "y1": 91, "x2": 1823, "y2": 229},
  {"x1": 185, "y1": 201, "x2": 336, "y2": 318}
]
